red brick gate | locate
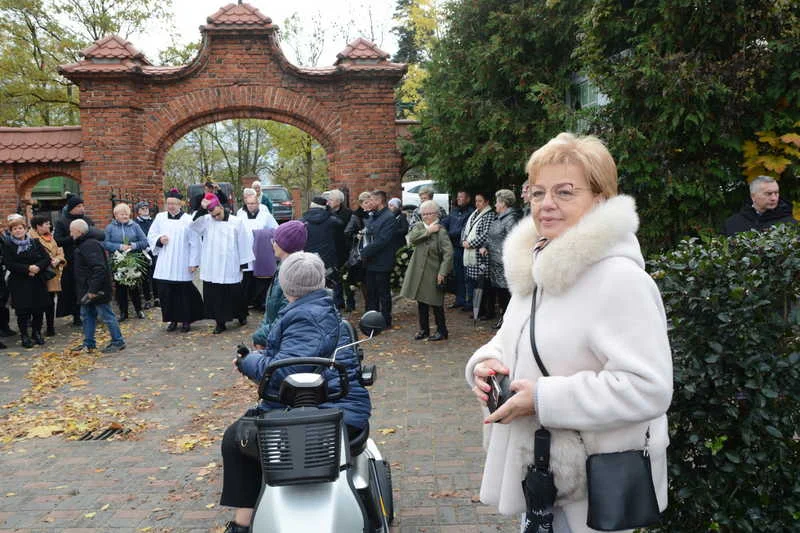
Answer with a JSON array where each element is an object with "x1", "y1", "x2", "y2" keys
[{"x1": 0, "y1": 3, "x2": 407, "y2": 219}]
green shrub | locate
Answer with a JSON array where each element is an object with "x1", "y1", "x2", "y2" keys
[{"x1": 648, "y1": 224, "x2": 800, "y2": 532}]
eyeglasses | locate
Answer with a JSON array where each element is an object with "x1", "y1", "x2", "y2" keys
[{"x1": 529, "y1": 183, "x2": 590, "y2": 203}]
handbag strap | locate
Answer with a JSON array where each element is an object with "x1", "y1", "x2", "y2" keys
[{"x1": 529, "y1": 286, "x2": 549, "y2": 377}]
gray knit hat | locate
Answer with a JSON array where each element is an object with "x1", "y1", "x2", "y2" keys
[{"x1": 279, "y1": 252, "x2": 326, "y2": 298}]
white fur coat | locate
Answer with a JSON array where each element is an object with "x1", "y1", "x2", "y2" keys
[{"x1": 465, "y1": 195, "x2": 673, "y2": 533}]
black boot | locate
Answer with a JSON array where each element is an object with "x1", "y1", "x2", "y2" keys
[
  {"x1": 428, "y1": 330, "x2": 448, "y2": 341},
  {"x1": 166, "y1": 321, "x2": 178, "y2": 332},
  {"x1": 20, "y1": 331, "x2": 33, "y2": 349},
  {"x1": 32, "y1": 330, "x2": 45, "y2": 346},
  {"x1": 0, "y1": 307, "x2": 15, "y2": 336},
  {"x1": 223, "y1": 521, "x2": 250, "y2": 533},
  {"x1": 118, "y1": 311, "x2": 128, "y2": 322}
]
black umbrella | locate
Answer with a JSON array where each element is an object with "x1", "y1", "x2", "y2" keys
[{"x1": 521, "y1": 429, "x2": 557, "y2": 533}]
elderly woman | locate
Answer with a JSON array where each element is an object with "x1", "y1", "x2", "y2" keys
[
  {"x1": 104, "y1": 203, "x2": 149, "y2": 321},
  {"x1": 480, "y1": 189, "x2": 521, "y2": 329},
  {"x1": 466, "y1": 133, "x2": 672, "y2": 533},
  {"x1": 29, "y1": 215, "x2": 66, "y2": 337},
  {"x1": 1, "y1": 217, "x2": 51, "y2": 347},
  {"x1": 401, "y1": 200, "x2": 453, "y2": 341},
  {"x1": 461, "y1": 192, "x2": 496, "y2": 319}
]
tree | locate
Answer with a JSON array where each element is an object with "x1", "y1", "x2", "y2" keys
[
  {"x1": 575, "y1": 0, "x2": 800, "y2": 249},
  {"x1": 0, "y1": 0, "x2": 174, "y2": 127},
  {"x1": 406, "y1": 0, "x2": 586, "y2": 193}
]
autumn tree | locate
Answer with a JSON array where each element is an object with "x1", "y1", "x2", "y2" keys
[{"x1": 575, "y1": 0, "x2": 800, "y2": 248}]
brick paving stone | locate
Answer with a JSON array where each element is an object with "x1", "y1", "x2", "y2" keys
[{"x1": 1, "y1": 298, "x2": 518, "y2": 532}]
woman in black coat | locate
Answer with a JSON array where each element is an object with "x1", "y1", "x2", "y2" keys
[{"x1": 2, "y1": 217, "x2": 51, "y2": 347}]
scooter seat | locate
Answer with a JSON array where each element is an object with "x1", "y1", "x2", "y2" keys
[{"x1": 348, "y1": 423, "x2": 369, "y2": 457}]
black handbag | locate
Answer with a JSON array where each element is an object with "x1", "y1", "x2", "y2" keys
[
  {"x1": 529, "y1": 288, "x2": 660, "y2": 531},
  {"x1": 233, "y1": 409, "x2": 261, "y2": 460}
]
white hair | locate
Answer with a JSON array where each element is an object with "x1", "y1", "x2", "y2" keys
[
  {"x1": 243, "y1": 187, "x2": 257, "y2": 199},
  {"x1": 324, "y1": 189, "x2": 344, "y2": 204},
  {"x1": 70, "y1": 218, "x2": 89, "y2": 235},
  {"x1": 750, "y1": 175, "x2": 777, "y2": 194},
  {"x1": 251, "y1": 180, "x2": 262, "y2": 189}
]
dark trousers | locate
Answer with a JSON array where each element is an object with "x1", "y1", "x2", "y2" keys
[
  {"x1": 495, "y1": 286, "x2": 511, "y2": 315},
  {"x1": 365, "y1": 270, "x2": 392, "y2": 327},
  {"x1": 418, "y1": 302, "x2": 446, "y2": 335},
  {"x1": 17, "y1": 308, "x2": 44, "y2": 335},
  {"x1": 242, "y1": 271, "x2": 269, "y2": 310},
  {"x1": 45, "y1": 293, "x2": 56, "y2": 331},
  {"x1": 452, "y1": 246, "x2": 468, "y2": 307},
  {"x1": 115, "y1": 284, "x2": 142, "y2": 315}
]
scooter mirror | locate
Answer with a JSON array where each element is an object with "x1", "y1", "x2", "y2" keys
[{"x1": 358, "y1": 311, "x2": 386, "y2": 337}]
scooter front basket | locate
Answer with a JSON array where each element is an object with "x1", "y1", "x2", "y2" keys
[{"x1": 255, "y1": 409, "x2": 343, "y2": 486}]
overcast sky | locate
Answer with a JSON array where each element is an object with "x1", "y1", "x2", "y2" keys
[{"x1": 132, "y1": 0, "x2": 399, "y2": 66}]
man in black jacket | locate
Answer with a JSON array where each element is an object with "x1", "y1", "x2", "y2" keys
[
  {"x1": 54, "y1": 195, "x2": 97, "y2": 326},
  {"x1": 70, "y1": 219, "x2": 126, "y2": 353},
  {"x1": 301, "y1": 196, "x2": 343, "y2": 271},
  {"x1": 359, "y1": 190, "x2": 397, "y2": 327},
  {"x1": 723, "y1": 176, "x2": 797, "y2": 236},
  {"x1": 442, "y1": 191, "x2": 475, "y2": 310}
]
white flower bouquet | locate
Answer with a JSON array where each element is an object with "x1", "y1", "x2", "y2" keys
[{"x1": 109, "y1": 249, "x2": 149, "y2": 287}]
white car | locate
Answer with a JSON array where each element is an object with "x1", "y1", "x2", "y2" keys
[{"x1": 401, "y1": 180, "x2": 450, "y2": 214}]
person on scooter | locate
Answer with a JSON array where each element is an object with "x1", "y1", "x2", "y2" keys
[{"x1": 220, "y1": 251, "x2": 372, "y2": 533}]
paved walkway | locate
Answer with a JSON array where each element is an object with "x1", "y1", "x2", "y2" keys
[{"x1": 0, "y1": 297, "x2": 518, "y2": 532}]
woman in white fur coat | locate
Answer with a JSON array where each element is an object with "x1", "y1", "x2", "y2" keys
[{"x1": 465, "y1": 132, "x2": 673, "y2": 533}]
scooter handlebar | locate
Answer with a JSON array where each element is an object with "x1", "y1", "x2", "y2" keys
[{"x1": 257, "y1": 357, "x2": 350, "y2": 404}]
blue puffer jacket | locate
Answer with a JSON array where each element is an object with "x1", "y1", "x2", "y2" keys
[
  {"x1": 238, "y1": 289, "x2": 371, "y2": 429},
  {"x1": 103, "y1": 219, "x2": 148, "y2": 253}
]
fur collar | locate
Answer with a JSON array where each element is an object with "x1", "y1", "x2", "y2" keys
[{"x1": 502, "y1": 195, "x2": 642, "y2": 295}]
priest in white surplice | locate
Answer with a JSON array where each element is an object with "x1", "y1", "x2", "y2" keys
[
  {"x1": 191, "y1": 193, "x2": 255, "y2": 334},
  {"x1": 147, "y1": 189, "x2": 204, "y2": 332},
  {"x1": 236, "y1": 187, "x2": 278, "y2": 311}
]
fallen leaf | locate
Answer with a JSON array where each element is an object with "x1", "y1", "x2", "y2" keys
[
  {"x1": 100, "y1": 503, "x2": 110, "y2": 511},
  {"x1": 377, "y1": 428, "x2": 396, "y2": 435},
  {"x1": 84, "y1": 512, "x2": 96, "y2": 518},
  {"x1": 205, "y1": 503, "x2": 215, "y2": 509}
]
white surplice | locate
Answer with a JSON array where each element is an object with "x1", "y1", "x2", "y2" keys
[
  {"x1": 190, "y1": 212, "x2": 255, "y2": 284},
  {"x1": 147, "y1": 211, "x2": 200, "y2": 282},
  {"x1": 236, "y1": 205, "x2": 278, "y2": 272}
]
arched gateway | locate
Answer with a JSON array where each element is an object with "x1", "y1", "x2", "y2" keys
[{"x1": 0, "y1": 3, "x2": 407, "y2": 218}]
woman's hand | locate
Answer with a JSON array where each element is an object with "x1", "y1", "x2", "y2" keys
[
  {"x1": 51, "y1": 258, "x2": 59, "y2": 267},
  {"x1": 484, "y1": 378, "x2": 536, "y2": 425},
  {"x1": 479, "y1": 247, "x2": 488, "y2": 256},
  {"x1": 436, "y1": 274, "x2": 445, "y2": 285},
  {"x1": 159, "y1": 235, "x2": 169, "y2": 245},
  {"x1": 427, "y1": 223, "x2": 441, "y2": 234},
  {"x1": 201, "y1": 198, "x2": 210, "y2": 209},
  {"x1": 462, "y1": 240, "x2": 470, "y2": 249},
  {"x1": 120, "y1": 244, "x2": 131, "y2": 252},
  {"x1": 471, "y1": 358, "x2": 509, "y2": 405},
  {"x1": 28, "y1": 264, "x2": 40, "y2": 274}
]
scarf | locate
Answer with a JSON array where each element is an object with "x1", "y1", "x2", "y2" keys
[
  {"x1": 463, "y1": 206, "x2": 492, "y2": 267},
  {"x1": 10, "y1": 235, "x2": 32, "y2": 254}
]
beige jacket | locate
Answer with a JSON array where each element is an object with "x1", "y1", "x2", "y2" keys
[
  {"x1": 29, "y1": 228, "x2": 65, "y2": 292},
  {"x1": 465, "y1": 196, "x2": 673, "y2": 533}
]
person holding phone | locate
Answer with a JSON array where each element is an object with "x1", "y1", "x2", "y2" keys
[{"x1": 465, "y1": 133, "x2": 673, "y2": 532}]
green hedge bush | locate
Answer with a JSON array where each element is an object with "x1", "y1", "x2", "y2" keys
[{"x1": 648, "y1": 224, "x2": 799, "y2": 532}]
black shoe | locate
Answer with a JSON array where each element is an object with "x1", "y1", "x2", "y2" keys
[
  {"x1": 492, "y1": 318, "x2": 503, "y2": 330},
  {"x1": 143, "y1": 301, "x2": 152, "y2": 310},
  {"x1": 213, "y1": 324, "x2": 227, "y2": 334},
  {"x1": 223, "y1": 521, "x2": 250, "y2": 533},
  {"x1": 152, "y1": 299, "x2": 160, "y2": 307},
  {"x1": 101, "y1": 342, "x2": 126, "y2": 353},
  {"x1": 238, "y1": 317, "x2": 247, "y2": 326},
  {"x1": 136, "y1": 310, "x2": 145, "y2": 319},
  {"x1": 0, "y1": 340, "x2": 6, "y2": 349},
  {"x1": 166, "y1": 322, "x2": 178, "y2": 332},
  {"x1": 21, "y1": 335, "x2": 33, "y2": 348},
  {"x1": 32, "y1": 331, "x2": 45, "y2": 345},
  {"x1": 180, "y1": 322, "x2": 191, "y2": 333},
  {"x1": 428, "y1": 331, "x2": 448, "y2": 341},
  {"x1": 45, "y1": 327, "x2": 56, "y2": 337},
  {"x1": 72, "y1": 318, "x2": 82, "y2": 327},
  {"x1": 414, "y1": 330, "x2": 430, "y2": 340},
  {"x1": 0, "y1": 327, "x2": 16, "y2": 337},
  {"x1": 462, "y1": 306, "x2": 473, "y2": 313},
  {"x1": 118, "y1": 313, "x2": 128, "y2": 322},
  {"x1": 477, "y1": 314, "x2": 495, "y2": 321}
]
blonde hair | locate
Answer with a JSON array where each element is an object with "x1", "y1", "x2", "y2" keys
[
  {"x1": 358, "y1": 191, "x2": 371, "y2": 202},
  {"x1": 113, "y1": 203, "x2": 131, "y2": 216},
  {"x1": 525, "y1": 132, "x2": 618, "y2": 199},
  {"x1": 7, "y1": 216, "x2": 26, "y2": 229}
]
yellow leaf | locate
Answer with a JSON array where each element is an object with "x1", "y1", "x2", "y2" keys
[
  {"x1": 756, "y1": 154, "x2": 791, "y2": 173},
  {"x1": 205, "y1": 503, "x2": 215, "y2": 508},
  {"x1": 26, "y1": 425, "x2": 63, "y2": 438},
  {"x1": 377, "y1": 428, "x2": 396, "y2": 435},
  {"x1": 6, "y1": 492, "x2": 15, "y2": 496},
  {"x1": 100, "y1": 503, "x2": 110, "y2": 511},
  {"x1": 741, "y1": 140, "x2": 759, "y2": 158},
  {"x1": 84, "y1": 512, "x2": 96, "y2": 518},
  {"x1": 120, "y1": 393, "x2": 134, "y2": 399},
  {"x1": 779, "y1": 132, "x2": 800, "y2": 147}
]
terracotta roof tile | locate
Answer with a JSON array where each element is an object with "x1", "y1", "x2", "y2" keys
[
  {"x1": 204, "y1": 3, "x2": 272, "y2": 28},
  {"x1": 0, "y1": 127, "x2": 83, "y2": 164},
  {"x1": 336, "y1": 38, "x2": 390, "y2": 63},
  {"x1": 81, "y1": 35, "x2": 151, "y2": 64}
]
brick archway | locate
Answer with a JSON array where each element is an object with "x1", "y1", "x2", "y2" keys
[{"x1": 47, "y1": 2, "x2": 406, "y2": 219}]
